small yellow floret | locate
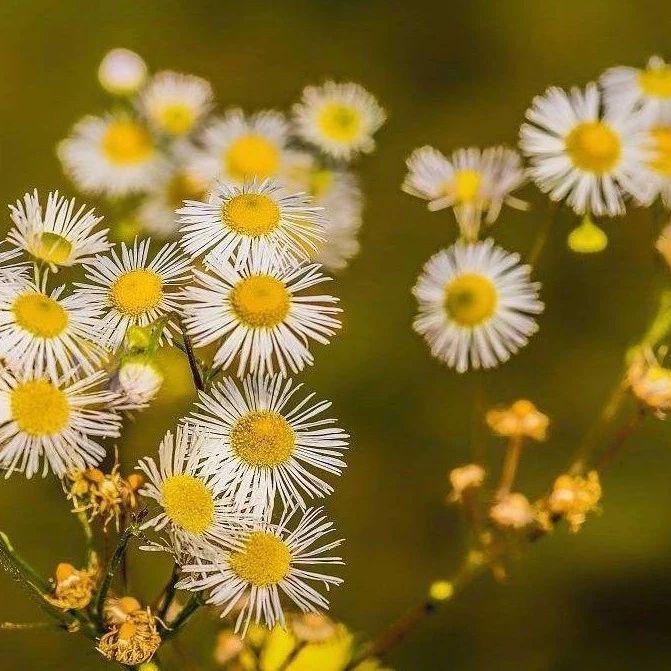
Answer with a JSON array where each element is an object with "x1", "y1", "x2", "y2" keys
[
  {"x1": 13, "y1": 292, "x2": 68, "y2": 338},
  {"x1": 155, "y1": 103, "x2": 195, "y2": 135},
  {"x1": 11, "y1": 379, "x2": 69, "y2": 436},
  {"x1": 230, "y1": 275, "x2": 291, "y2": 328},
  {"x1": 429, "y1": 580, "x2": 455, "y2": 601},
  {"x1": 110, "y1": 269, "x2": 163, "y2": 317},
  {"x1": 453, "y1": 170, "x2": 482, "y2": 203},
  {"x1": 230, "y1": 410, "x2": 295, "y2": 466},
  {"x1": 222, "y1": 193, "x2": 281, "y2": 237},
  {"x1": 444, "y1": 273, "x2": 498, "y2": 327},
  {"x1": 230, "y1": 531, "x2": 292, "y2": 586},
  {"x1": 568, "y1": 215, "x2": 608, "y2": 254},
  {"x1": 102, "y1": 120, "x2": 154, "y2": 165},
  {"x1": 32, "y1": 232, "x2": 73, "y2": 265},
  {"x1": 639, "y1": 65, "x2": 671, "y2": 98},
  {"x1": 161, "y1": 474, "x2": 214, "y2": 534},
  {"x1": 318, "y1": 103, "x2": 362, "y2": 142},
  {"x1": 224, "y1": 135, "x2": 280, "y2": 181},
  {"x1": 565, "y1": 121, "x2": 621, "y2": 174}
]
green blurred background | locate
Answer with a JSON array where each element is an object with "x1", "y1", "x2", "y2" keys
[{"x1": 2, "y1": 1, "x2": 671, "y2": 669}]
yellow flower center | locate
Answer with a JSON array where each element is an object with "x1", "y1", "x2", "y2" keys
[
  {"x1": 224, "y1": 134, "x2": 280, "y2": 181},
  {"x1": 649, "y1": 126, "x2": 671, "y2": 176},
  {"x1": 167, "y1": 172, "x2": 205, "y2": 208},
  {"x1": 230, "y1": 275, "x2": 291, "y2": 328},
  {"x1": 317, "y1": 103, "x2": 362, "y2": 143},
  {"x1": 565, "y1": 121, "x2": 621, "y2": 174},
  {"x1": 12, "y1": 292, "x2": 69, "y2": 338},
  {"x1": 110, "y1": 269, "x2": 163, "y2": 317},
  {"x1": 230, "y1": 410, "x2": 295, "y2": 466},
  {"x1": 452, "y1": 170, "x2": 482, "y2": 203},
  {"x1": 33, "y1": 232, "x2": 73, "y2": 265},
  {"x1": 160, "y1": 474, "x2": 215, "y2": 535},
  {"x1": 639, "y1": 65, "x2": 671, "y2": 98},
  {"x1": 11, "y1": 379, "x2": 70, "y2": 436},
  {"x1": 102, "y1": 120, "x2": 154, "y2": 165},
  {"x1": 222, "y1": 194, "x2": 281, "y2": 238},
  {"x1": 229, "y1": 531, "x2": 291, "y2": 586},
  {"x1": 444, "y1": 273, "x2": 498, "y2": 327},
  {"x1": 156, "y1": 103, "x2": 195, "y2": 135}
]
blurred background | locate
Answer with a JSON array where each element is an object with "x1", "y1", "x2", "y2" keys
[{"x1": 2, "y1": 1, "x2": 671, "y2": 669}]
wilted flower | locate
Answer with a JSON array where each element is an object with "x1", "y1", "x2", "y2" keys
[
  {"x1": 486, "y1": 399, "x2": 549, "y2": 442},
  {"x1": 628, "y1": 349, "x2": 671, "y2": 414},
  {"x1": 447, "y1": 463, "x2": 486, "y2": 502},
  {"x1": 490, "y1": 492, "x2": 535, "y2": 529},
  {"x1": 104, "y1": 595, "x2": 144, "y2": 625},
  {"x1": 98, "y1": 608, "x2": 161, "y2": 666},
  {"x1": 547, "y1": 471, "x2": 602, "y2": 532},
  {"x1": 45, "y1": 562, "x2": 97, "y2": 610}
]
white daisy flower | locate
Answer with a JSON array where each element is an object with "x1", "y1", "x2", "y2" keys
[
  {"x1": 184, "y1": 375, "x2": 348, "y2": 511},
  {"x1": 75, "y1": 239, "x2": 192, "y2": 350},
  {"x1": 282, "y1": 153, "x2": 363, "y2": 271},
  {"x1": 189, "y1": 109, "x2": 290, "y2": 184},
  {"x1": 139, "y1": 71, "x2": 214, "y2": 137},
  {"x1": 519, "y1": 83, "x2": 655, "y2": 216},
  {"x1": 292, "y1": 81, "x2": 386, "y2": 161},
  {"x1": 112, "y1": 355, "x2": 163, "y2": 409},
  {"x1": 177, "y1": 180, "x2": 324, "y2": 267},
  {"x1": 58, "y1": 114, "x2": 167, "y2": 197},
  {"x1": 0, "y1": 269, "x2": 106, "y2": 380},
  {"x1": 137, "y1": 159, "x2": 209, "y2": 239},
  {"x1": 177, "y1": 507, "x2": 343, "y2": 633},
  {"x1": 402, "y1": 146, "x2": 527, "y2": 240},
  {"x1": 413, "y1": 239, "x2": 544, "y2": 373},
  {"x1": 138, "y1": 426, "x2": 252, "y2": 559},
  {"x1": 8, "y1": 190, "x2": 111, "y2": 270},
  {"x1": 98, "y1": 48, "x2": 147, "y2": 96},
  {"x1": 0, "y1": 368, "x2": 122, "y2": 478},
  {"x1": 601, "y1": 55, "x2": 671, "y2": 118},
  {"x1": 182, "y1": 251, "x2": 341, "y2": 377}
]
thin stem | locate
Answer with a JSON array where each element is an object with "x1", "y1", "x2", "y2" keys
[
  {"x1": 76, "y1": 512, "x2": 98, "y2": 569},
  {"x1": 0, "y1": 621, "x2": 58, "y2": 630},
  {"x1": 279, "y1": 642, "x2": 308, "y2": 670},
  {"x1": 594, "y1": 405, "x2": 647, "y2": 471},
  {"x1": 497, "y1": 436, "x2": 523, "y2": 496},
  {"x1": 92, "y1": 523, "x2": 139, "y2": 624},
  {"x1": 0, "y1": 532, "x2": 50, "y2": 592},
  {"x1": 179, "y1": 321, "x2": 204, "y2": 392},
  {"x1": 527, "y1": 201, "x2": 559, "y2": 266},
  {"x1": 156, "y1": 563, "x2": 180, "y2": 622},
  {"x1": 161, "y1": 594, "x2": 203, "y2": 640}
]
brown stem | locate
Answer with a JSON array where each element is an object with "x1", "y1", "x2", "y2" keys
[
  {"x1": 179, "y1": 321, "x2": 204, "y2": 392},
  {"x1": 497, "y1": 436, "x2": 523, "y2": 496},
  {"x1": 594, "y1": 405, "x2": 646, "y2": 471},
  {"x1": 527, "y1": 201, "x2": 559, "y2": 266}
]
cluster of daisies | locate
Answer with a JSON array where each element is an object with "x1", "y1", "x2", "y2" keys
[
  {"x1": 405, "y1": 54, "x2": 671, "y2": 373},
  {"x1": 58, "y1": 47, "x2": 386, "y2": 272},
  {"x1": 0, "y1": 48, "x2": 386, "y2": 641}
]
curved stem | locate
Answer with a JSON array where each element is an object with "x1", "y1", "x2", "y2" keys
[
  {"x1": 161, "y1": 594, "x2": 203, "y2": 640},
  {"x1": 179, "y1": 321, "x2": 204, "y2": 392}
]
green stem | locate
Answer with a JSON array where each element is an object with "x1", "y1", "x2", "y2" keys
[
  {"x1": 179, "y1": 321, "x2": 205, "y2": 392},
  {"x1": 156, "y1": 563, "x2": 180, "y2": 622},
  {"x1": 92, "y1": 523, "x2": 140, "y2": 624},
  {"x1": 161, "y1": 594, "x2": 204, "y2": 640},
  {"x1": 527, "y1": 201, "x2": 559, "y2": 266}
]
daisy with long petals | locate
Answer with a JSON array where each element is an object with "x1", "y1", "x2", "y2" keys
[
  {"x1": 139, "y1": 71, "x2": 214, "y2": 137},
  {"x1": 190, "y1": 109, "x2": 291, "y2": 184},
  {"x1": 185, "y1": 375, "x2": 348, "y2": 511},
  {"x1": 601, "y1": 55, "x2": 671, "y2": 117},
  {"x1": 177, "y1": 507, "x2": 343, "y2": 632},
  {"x1": 58, "y1": 114, "x2": 166, "y2": 197},
  {"x1": 413, "y1": 239, "x2": 544, "y2": 373},
  {"x1": 178, "y1": 180, "x2": 324, "y2": 267},
  {"x1": 137, "y1": 426, "x2": 252, "y2": 558},
  {"x1": 0, "y1": 269, "x2": 106, "y2": 380},
  {"x1": 75, "y1": 239, "x2": 191, "y2": 350},
  {"x1": 182, "y1": 251, "x2": 340, "y2": 377},
  {"x1": 0, "y1": 368, "x2": 122, "y2": 478},
  {"x1": 519, "y1": 83, "x2": 655, "y2": 216},
  {"x1": 293, "y1": 81, "x2": 386, "y2": 161},
  {"x1": 402, "y1": 146, "x2": 527, "y2": 240},
  {"x1": 8, "y1": 190, "x2": 111, "y2": 270}
]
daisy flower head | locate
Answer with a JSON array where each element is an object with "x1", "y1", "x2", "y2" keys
[
  {"x1": 178, "y1": 180, "x2": 324, "y2": 268},
  {"x1": 519, "y1": 83, "x2": 655, "y2": 217},
  {"x1": 645, "y1": 109, "x2": 671, "y2": 207},
  {"x1": 190, "y1": 109, "x2": 290, "y2": 184},
  {"x1": 98, "y1": 48, "x2": 147, "y2": 96},
  {"x1": 402, "y1": 146, "x2": 527, "y2": 240},
  {"x1": 601, "y1": 55, "x2": 671, "y2": 118},
  {"x1": 58, "y1": 114, "x2": 167, "y2": 197},
  {"x1": 0, "y1": 368, "x2": 122, "y2": 478},
  {"x1": 182, "y1": 251, "x2": 341, "y2": 377},
  {"x1": 137, "y1": 158, "x2": 209, "y2": 239},
  {"x1": 413, "y1": 239, "x2": 544, "y2": 373},
  {"x1": 185, "y1": 375, "x2": 349, "y2": 512},
  {"x1": 137, "y1": 426, "x2": 253, "y2": 559},
  {"x1": 139, "y1": 71, "x2": 214, "y2": 137},
  {"x1": 8, "y1": 190, "x2": 111, "y2": 270},
  {"x1": 293, "y1": 81, "x2": 386, "y2": 161},
  {"x1": 75, "y1": 239, "x2": 192, "y2": 350},
  {"x1": 282, "y1": 153, "x2": 363, "y2": 271},
  {"x1": 0, "y1": 269, "x2": 107, "y2": 380},
  {"x1": 177, "y1": 507, "x2": 343, "y2": 633}
]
